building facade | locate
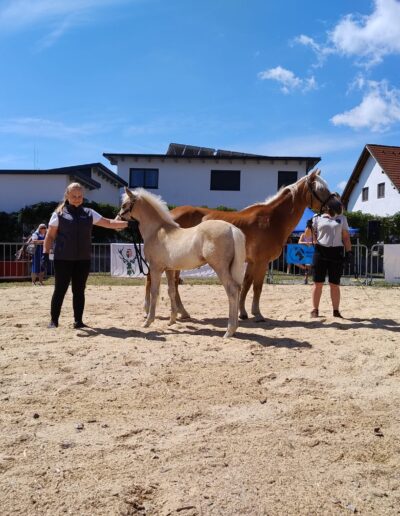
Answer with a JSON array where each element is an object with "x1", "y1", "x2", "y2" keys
[
  {"x1": 342, "y1": 144, "x2": 400, "y2": 216},
  {"x1": 104, "y1": 143, "x2": 320, "y2": 209},
  {"x1": 0, "y1": 163, "x2": 127, "y2": 213}
]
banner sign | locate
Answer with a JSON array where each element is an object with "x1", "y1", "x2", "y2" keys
[
  {"x1": 111, "y1": 244, "x2": 145, "y2": 277},
  {"x1": 110, "y1": 243, "x2": 217, "y2": 278},
  {"x1": 384, "y1": 244, "x2": 400, "y2": 283},
  {"x1": 286, "y1": 244, "x2": 315, "y2": 265}
]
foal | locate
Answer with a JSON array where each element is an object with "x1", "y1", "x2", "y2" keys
[{"x1": 117, "y1": 187, "x2": 246, "y2": 338}]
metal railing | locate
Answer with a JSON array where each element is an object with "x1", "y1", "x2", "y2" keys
[{"x1": 0, "y1": 241, "x2": 394, "y2": 284}]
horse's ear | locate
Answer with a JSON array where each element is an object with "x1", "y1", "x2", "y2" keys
[
  {"x1": 308, "y1": 168, "x2": 320, "y2": 180},
  {"x1": 125, "y1": 187, "x2": 135, "y2": 199}
]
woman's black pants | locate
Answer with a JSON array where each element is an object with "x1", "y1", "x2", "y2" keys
[{"x1": 51, "y1": 260, "x2": 91, "y2": 324}]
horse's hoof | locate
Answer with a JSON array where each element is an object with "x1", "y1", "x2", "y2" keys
[
  {"x1": 239, "y1": 313, "x2": 248, "y2": 320},
  {"x1": 223, "y1": 327, "x2": 237, "y2": 338},
  {"x1": 178, "y1": 312, "x2": 190, "y2": 321},
  {"x1": 178, "y1": 313, "x2": 191, "y2": 321},
  {"x1": 168, "y1": 320, "x2": 176, "y2": 326},
  {"x1": 253, "y1": 315, "x2": 265, "y2": 322},
  {"x1": 142, "y1": 320, "x2": 152, "y2": 328}
]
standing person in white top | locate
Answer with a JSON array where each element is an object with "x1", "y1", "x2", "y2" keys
[
  {"x1": 42, "y1": 182, "x2": 130, "y2": 329},
  {"x1": 311, "y1": 195, "x2": 352, "y2": 318}
]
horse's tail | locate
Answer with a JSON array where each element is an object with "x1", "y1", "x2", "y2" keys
[{"x1": 230, "y1": 226, "x2": 246, "y2": 286}]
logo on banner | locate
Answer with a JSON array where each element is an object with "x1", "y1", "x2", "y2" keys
[
  {"x1": 286, "y1": 244, "x2": 315, "y2": 265},
  {"x1": 117, "y1": 247, "x2": 138, "y2": 276}
]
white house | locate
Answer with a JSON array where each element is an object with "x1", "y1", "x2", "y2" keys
[
  {"x1": 0, "y1": 163, "x2": 127, "y2": 213},
  {"x1": 104, "y1": 143, "x2": 320, "y2": 209},
  {"x1": 342, "y1": 144, "x2": 400, "y2": 216}
]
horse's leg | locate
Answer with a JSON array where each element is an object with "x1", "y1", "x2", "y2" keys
[
  {"x1": 239, "y1": 263, "x2": 254, "y2": 320},
  {"x1": 144, "y1": 273, "x2": 151, "y2": 317},
  {"x1": 166, "y1": 270, "x2": 178, "y2": 325},
  {"x1": 251, "y1": 261, "x2": 269, "y2": 322},
  {"x1": 212, "y1": 265, "x2": 240, "y2": 338},
  {"x1": 174, "y1": 270, "x2": 191, "y2": 320},
  {"x1": 143, "y1": 268, "x2": 162, "y2": 327}
]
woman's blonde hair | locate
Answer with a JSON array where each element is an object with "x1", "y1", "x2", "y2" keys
[{"x1": 56, "y1": 182, "x2": 84, "y2": 214}]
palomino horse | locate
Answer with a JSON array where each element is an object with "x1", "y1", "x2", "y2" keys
[
  {"x1": 117, "y1": 187, "x2": 246, "y2": 338},
  {"x1": 160, "y1": 169, "x2": 335, "y2": 322}
]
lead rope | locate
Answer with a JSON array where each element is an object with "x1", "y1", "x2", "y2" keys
[{"x1": 128, "y1": 220, "x2": 150, "y2": 276}]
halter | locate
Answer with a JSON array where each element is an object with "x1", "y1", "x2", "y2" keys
[
  {"x1": 118, "y1": 197, "x2": 135, "y2": 220},
  {"x1": 306, "y1": 177, "x2": 336, "y2": 213},
  {"x1": 118, "y1": 198, "x2": 149, "y2": 276}
]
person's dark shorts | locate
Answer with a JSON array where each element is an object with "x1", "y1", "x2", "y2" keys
[{"x1": 312, "y1": 244, "x2": 344, "y2": 285}]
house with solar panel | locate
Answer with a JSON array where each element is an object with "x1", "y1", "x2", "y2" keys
[
  {"x1": 342, "y1": 144, "x2": 400, "y2": 216},
  {"x1": 104, "y1": 143, "x2": 321, "y2": 209},
  {"x1": 0, "y1": 163, "x2": 127, "y2": 213}
]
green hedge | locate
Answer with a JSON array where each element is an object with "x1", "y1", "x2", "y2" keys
[{"x1": 2, "y1": 201, "x2": 400, "y2": 246}]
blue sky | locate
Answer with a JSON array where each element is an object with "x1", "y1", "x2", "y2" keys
[{"x1": 1, "y1": 0, "x2": 400, "y2": 193}]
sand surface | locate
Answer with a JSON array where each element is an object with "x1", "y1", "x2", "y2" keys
[{"x1": 0, "y1": 282, "x2": 399, "y2": 515}]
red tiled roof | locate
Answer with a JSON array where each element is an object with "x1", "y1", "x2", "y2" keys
[
  {"x1": 342, "y1": 144, "x2": 400, "y2": 205},
  {"x1": 367, "y1": 144, "x2": 400, "y2": 190}
]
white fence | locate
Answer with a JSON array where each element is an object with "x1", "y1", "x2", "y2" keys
[{"x1": 0, "y1": 242, "x2": 394, "y2": 283}]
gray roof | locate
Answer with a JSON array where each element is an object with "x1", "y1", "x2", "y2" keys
[
  {"x1": 104, "y1": 142, "x2": 320, "y2": 172},
  {"x1": 0, "y1": 163, "x2": 127, "y2": 190}
]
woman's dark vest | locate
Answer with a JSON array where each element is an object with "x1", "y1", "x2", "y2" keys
[{"x1": 54, "y1": 204, "x2": 93, "y2": 260}]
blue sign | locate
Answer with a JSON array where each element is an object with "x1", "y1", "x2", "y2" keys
[{"x1": 286, "y1": 244, "x2": 315, "y2": 265}]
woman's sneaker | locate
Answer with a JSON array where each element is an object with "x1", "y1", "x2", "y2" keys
[{"x1": 48, "y1": 321, "x2": 58, "y2": 328}]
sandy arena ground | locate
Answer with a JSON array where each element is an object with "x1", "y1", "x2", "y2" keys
[{"x1": 0, "y1": 282, "x2": 399, "y2": 515}]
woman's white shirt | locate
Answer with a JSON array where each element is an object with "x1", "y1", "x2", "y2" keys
[
  {"x1": 313, "y1": 214, "x2": 349, "y2": 247},
  {"x1": 49, "y1": 208, "x2": 102, "y2": 227}
]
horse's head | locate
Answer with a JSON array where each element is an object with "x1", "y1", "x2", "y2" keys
[
  {"x1": 305, "y1": 169, "x2": 338, "y2": 213},
  {"x1": 116, "y1": 187, "x2": 137, "y2": 220}
]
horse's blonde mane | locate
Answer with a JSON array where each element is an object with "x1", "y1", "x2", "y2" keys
[
  {"x1": 123, "y1": 188, "x2": 179, "y2": 227},
  {"x1": 243, "y1": 172, "x2": 329, "y2": 209}
]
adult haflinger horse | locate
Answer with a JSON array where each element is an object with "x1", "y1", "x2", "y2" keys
[
  {"x1": 168, "y1": 169, "x2": 335, "y2": 322},
  {"x1": 117, "y1": 187, "x2": 246, "y2": 338}
]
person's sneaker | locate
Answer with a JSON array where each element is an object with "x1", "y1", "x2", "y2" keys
[
  {"x1": 73, "y1": 321, "x2": 87, "y2": 329},
  {"x1": 333, "y1": 310, "x2": 343, "y2": 318},
  {"x1": 310, "y1": 309, "x2": 319, "y2": 318},
  {"x1": 48, "y1": 321, "x2": 58, "y2": 328}
]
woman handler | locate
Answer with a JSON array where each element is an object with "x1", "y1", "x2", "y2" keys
[
  {"x1": 311, "y1": 196, "x2": 353, "y2": 318},
  {"x1": 43, "y1": 182, "x2": 129, "y2": 328}
]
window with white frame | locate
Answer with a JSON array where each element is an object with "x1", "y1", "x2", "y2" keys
[
  {"x1": 210, "y1": 170, "x2": 240, "y2": 191},
  {"x1": 277, "y1": 171, "x2": 297, "y2": 190},
  {"x1": 129, "y1": 168, "x2": 159, "y2": 189}
]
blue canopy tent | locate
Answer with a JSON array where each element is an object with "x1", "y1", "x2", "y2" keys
[{"x1": 291, "y1": 207, "x2": 358, "y2": 237}]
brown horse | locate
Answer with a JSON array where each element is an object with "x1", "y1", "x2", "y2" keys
[{"x1": 148, "y1": 169, "x2": 334, "y2": 322}]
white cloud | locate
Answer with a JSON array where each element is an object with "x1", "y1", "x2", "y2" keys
[
  {"x1": 294, "y1": 34, "x2": 334, "y2": 66},
  {"x1": 258, "y1": 66, "x2": 317, "y2": 94},
  {"x1": 0, "y1": 117, "x2": 101, "y2": 139},
  {"x1": 0, "y1": 0, "x2": 133, "y2": 46},
  {"x1": 331, "y1": 80, "x2": 400, "y2": 132},
  {"x1": 251, "y1": 133, "x2": 367, "y2": 157},
  {"x1": 337, "y1": 180, "x2": 348, "y2": 193},
  {"x1": 330, "y1": 0, "x2": 400, "y2": 66}
]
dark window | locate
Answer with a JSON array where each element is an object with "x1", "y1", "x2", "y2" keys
[
  {"x1": 278, "y1": 171, "x2": 297, "y2": 190},
  {"x1": 129, "y1": 168, "x2": 159, "y2": 189},
  {"x1": 210, "y1": 170, "x2": 240, "y2": 191},
  {"x1": 377, "y1": 182, "x2": 385, "y2": 199},
  {"x1": 362, "y1": 187, "x2": 369, "y2": 201}
]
